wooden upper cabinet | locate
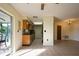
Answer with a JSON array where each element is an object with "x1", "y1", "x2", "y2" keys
[
  {"x1": 22, "y1": 20, "x2": 29, "y2": 29},
  {"x1": 22, "y1": 20, "x2": 33, "y2": 30}
]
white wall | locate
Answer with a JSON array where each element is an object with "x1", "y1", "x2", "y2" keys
[
  {"x1": 54, "y1": 17, "x2": 62, "y2": 40},
  {"x1": 70, "y1": 20, "x2": 79, "y2": 41},
  {"x1": 61, "y1": 21, "x2": 71, "y2": 40},
  {"x1": 0, "y1": 4, "x2": 23, "y2": 52},
  {"x1": 57, "y1": 20, "x2": 74, "y2": 40},
  {"x1": 58, "y1": 18, "x2": 79, "y2": 41},
  {"x1": 43, "y1": 16, "x2": 54, "y2": 46}
]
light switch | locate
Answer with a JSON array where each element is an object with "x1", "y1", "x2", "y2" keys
[
  {"x1": 44, "y1": 30, "x2": 46, "y2": 32},
  {"x1": 47, "y1": 39, "x2": 48, "y2": 41}
]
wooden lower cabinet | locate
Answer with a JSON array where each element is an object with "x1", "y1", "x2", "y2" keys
[{"x1": 22, "y1": 35, "x2": 30, "y2": 45}]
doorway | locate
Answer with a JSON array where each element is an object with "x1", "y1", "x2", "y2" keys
[
  {"x1": 57, "y1": 25, "x2": 62, "y2": 40},
  {"x1": 33, "y1": 24, "x2": 43, "y2": 46},
  {"x1": 0, "y1": 10, "x2": 12, "y2": 55},
  {"x1": 34, "y1": 25, "x2": 43, "y2": 39}
]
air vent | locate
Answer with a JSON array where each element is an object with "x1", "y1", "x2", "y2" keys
[
  {"x1": 56, "y1": 3, "x2": 60, "y2": 4},
  {"x1": 33, "y1": 16, "x2": 38, "y2": 18},
  {"x1": 41, "y1": 3, "x2": 45, "y2": 10}
]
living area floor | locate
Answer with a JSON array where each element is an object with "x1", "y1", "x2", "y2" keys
[{"x1": 10, "y1": 39, "x2": 79, "y2": 56}]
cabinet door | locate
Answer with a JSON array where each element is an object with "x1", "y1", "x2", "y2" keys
[
  {"x1": 23, "y1": 20, "x2": 26, "y2": 29},
  {"x1": 23, "y1": 20, "x2": 29, "y2": 29},
  {"x1": 22, "y1": 35, "x2": 30, "y2": 45}
]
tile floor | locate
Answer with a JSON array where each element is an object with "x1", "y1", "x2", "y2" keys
[{"x1": 10, "y1": 39, "x2": 79, "y2": 56}]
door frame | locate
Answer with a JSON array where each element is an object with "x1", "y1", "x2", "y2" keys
[{"x1": 0, "y1": 7, "x2": 16, "y2": 54}]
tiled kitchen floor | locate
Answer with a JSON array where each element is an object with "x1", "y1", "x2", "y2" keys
[{"x1": 10, "y1": 39, "x2": 79, "y2": 56}]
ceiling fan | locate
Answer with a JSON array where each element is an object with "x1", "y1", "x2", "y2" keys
[{"x1": 41, "y1": 3, "x2": 45, "y2": 10}]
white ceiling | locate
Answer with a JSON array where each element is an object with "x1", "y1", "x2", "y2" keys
[{"x1": 11, "y1": 3, "x2": 79, "y2": 20}]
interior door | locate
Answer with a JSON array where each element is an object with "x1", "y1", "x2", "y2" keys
[{"x1": 57, "y1": 25, "x2": 61, "y2": 40}]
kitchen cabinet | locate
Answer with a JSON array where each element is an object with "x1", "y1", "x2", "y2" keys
[
  {"x1": 22, "y1": 20, "x2": 29, "y2": 29},
  {"x1": 22, "y1": 35, "x2": 30, "y2": 45},
  {"x1": 22, "y1": 20, "x2": 35, "y2": 46}
]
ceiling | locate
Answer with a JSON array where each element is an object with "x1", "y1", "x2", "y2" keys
[{"x1": 11, "y1": 3, "x2": 79, "y2": 20}]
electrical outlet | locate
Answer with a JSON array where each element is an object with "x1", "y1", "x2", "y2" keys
[{"x1": 47, "y1": 39, "x2": 48, "y2": 41}]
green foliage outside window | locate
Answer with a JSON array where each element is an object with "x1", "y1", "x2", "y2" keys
[{"x1": 0, "y1": 23, "x2": 6, "y2": 34}]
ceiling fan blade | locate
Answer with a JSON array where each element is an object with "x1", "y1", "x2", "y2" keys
[{"x1": 41, "y1": 3, "x2": 44, "y2": 10}]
